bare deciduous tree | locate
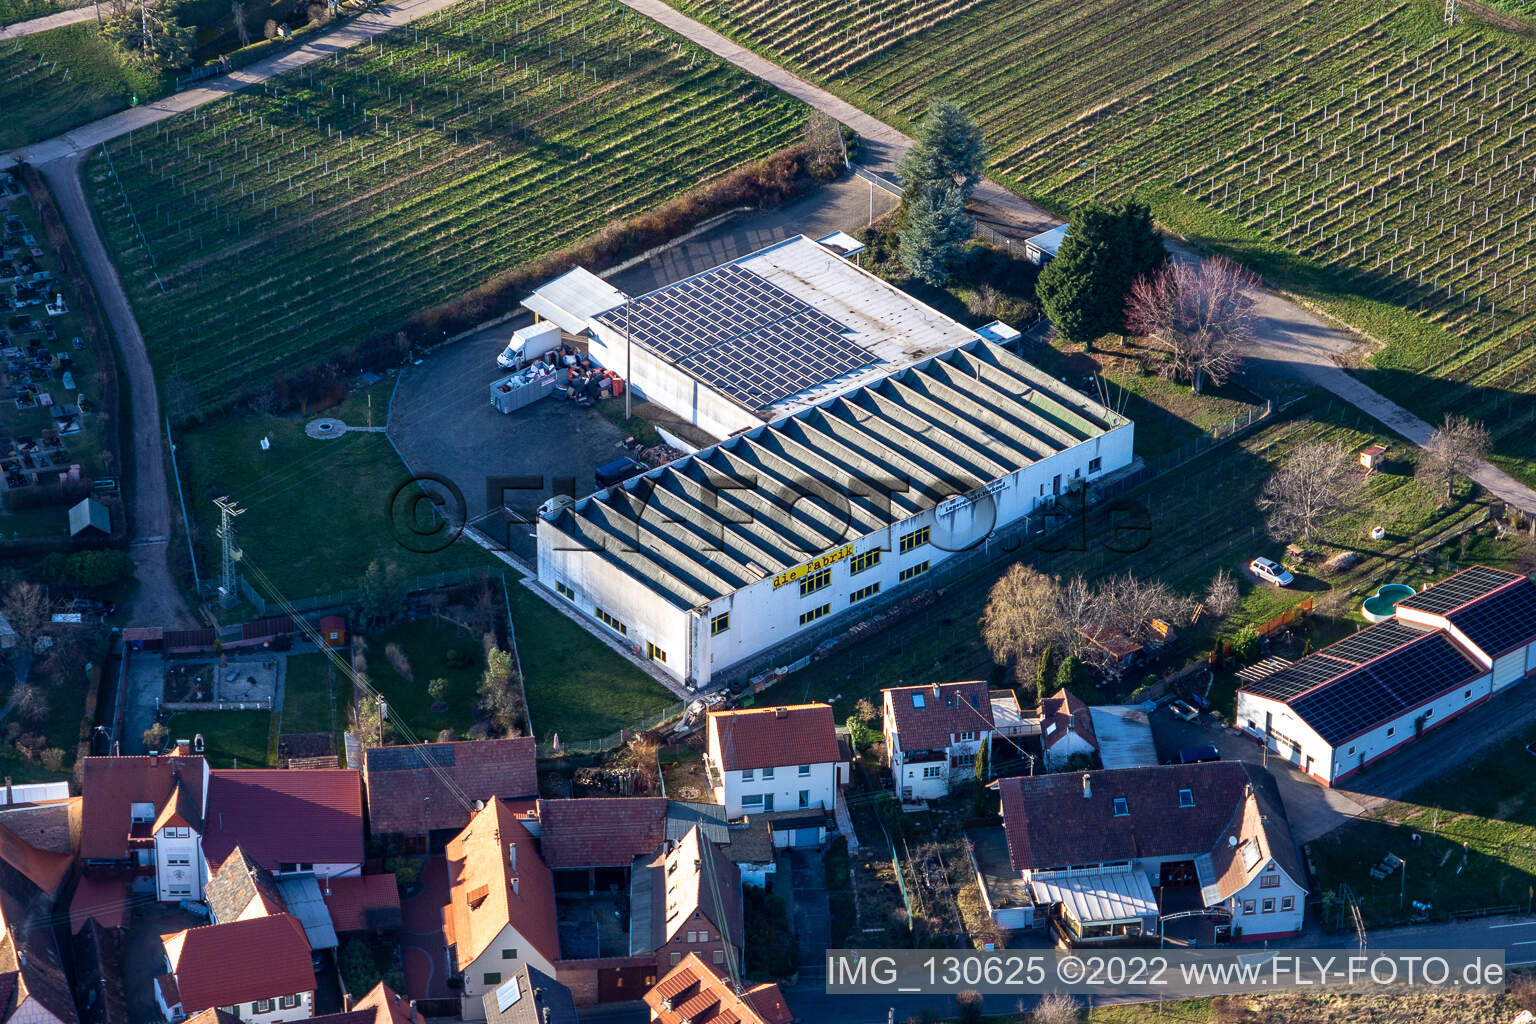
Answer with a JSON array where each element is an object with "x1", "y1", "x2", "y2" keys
[
  {"x1": 1096, "y1": 572, "x2": 1185, "y2": 645},
  {"x1": 981, "y1": 565, "x2": 1066, "y2": 668},
  {"x1": 1417, "y1": 413, "x2": 1491, "y2": 502},
  {"x1": 384, "y1": 642, "x2": 412, "y2": 682},
  {"x1": 231, "y1": 1, "x2": 250, "y2": 45},
  {"x1": 1256, "y1": 439, "x2": 1358, "y2": 541},
  {"x1": 1125, "y1": 255, "x2": 1258, "y2": 394},
  {"x1": 1, "y1": 582, "x2": 49, "y2": 653},
  {"x1": 1204, "y1": 567, "x2": 1240, "y2": 619},
  {"x1": 1032, "y1": 992, "x2": 1081, "y2": 1024}
]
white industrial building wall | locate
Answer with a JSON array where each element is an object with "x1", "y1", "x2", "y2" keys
[
  {"x1": 588, "y1": 325, "x2": 758, "y2": 440},
  {"x1": 538, "y1": 521, "x2": 693, "y2": 683},
  {"x1": 695, "y1": 423, "x2": 1135, "y2": 685},
  {"x1": 1329, "y1": 672, "x2": 1491, "y2": 783},
  {"x1": 1234, "y1": 692, "x2": 1336, "y2": 783},
  {"x1": 1493, "y1": 648, "x2": 1526, "y2": 690}
]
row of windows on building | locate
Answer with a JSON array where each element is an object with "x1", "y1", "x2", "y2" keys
[
  {"x1": 740, "y1": 765, "x2": 813, "y2": 781},
  {"x1": 241, "y1": 996, "x2": 302, "y2": 1013},
  {"x1": 741, "y1": 790, "x2": 816, "y2": 810},
  {"x1": 1239, "y1": 895, "x2": 1294, "y2": 915},
  {"x1": 556, "y1": 526, "x2": 939, "y2": 662}
]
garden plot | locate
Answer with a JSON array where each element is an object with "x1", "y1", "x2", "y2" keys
[{"x1": 85, "y1": 0, "x2": 805, "y2": 409}]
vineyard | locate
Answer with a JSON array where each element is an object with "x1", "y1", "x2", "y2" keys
[
  {"x1": 84, "y1": 0, "x2": 805, "y2": 408},
  {"x1": 664, "y1": 0, "x2": 1536, "y2": 476}
]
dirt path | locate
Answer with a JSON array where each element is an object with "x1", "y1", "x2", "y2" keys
[
  {"x1": 620, "y1": 0, "x2": 1536, "y2": 514},
  {"x1": 39, "y1": 156, "x2": 196, "y2": 626},
  {"x1": 0, "y1": 4, "x2": 96, "y2": 39}
]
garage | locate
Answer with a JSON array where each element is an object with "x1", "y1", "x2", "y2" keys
[
  {"x1": 1493, "y1": 650, "x2": 1525, "y2": 690},
  {"x1": 762, "y1": 810, "x2": 831, "y2": 849}
]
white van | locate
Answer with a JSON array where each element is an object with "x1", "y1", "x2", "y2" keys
[{"x1": 497, "y1": 321, "x2": 563, "y2": 369}]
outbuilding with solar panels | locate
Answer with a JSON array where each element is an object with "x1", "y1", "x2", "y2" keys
[{"x1": 1236, "y1": 566, "x2": 1536, "y2": 786}]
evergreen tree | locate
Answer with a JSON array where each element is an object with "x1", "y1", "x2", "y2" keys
[
  {"x1": 897, "y1": 99, "x2": 987, "y2": 200},
  {"x1": 973, "y1": 735, "x2": 990, "y2": 783},
  {"x1": 898, "y1": 182, "x2": 973, "y2": 286},
  {"x1": 103, "y1": 0, "x2": 193, "y2": 72},
  {"x1": 1036, "y1": 200, "x2": 1167, "y2": 347},
  {"x1": 1055, "y1": 653, "x2": 1082, "y2": 691}
]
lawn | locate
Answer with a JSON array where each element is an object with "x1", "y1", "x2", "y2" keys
[
  {"x1": 84, "y1": 0, "x2": 808, "y2": 412},
  {"x1": 365, "y1": 617, "x2": 485, "y2": 743},
  {"x1": 1310, "y1": 722, "x2": 1536, "y2": 928},
  {"x1": 173, "y1": 378, "x2": 494, "y2": 603},
  {"x1": 164, "y1": 709, "x2": 273, "y2": 767},
  {"x1": 280, "y1": 651, "x2": 342, "y2": 734},
  {"x1": 509, "y1": 580, "x2": 677, "y2": 745},
  {"x1": 662, "y1": 0, "x2": 1536, "y2": 481},
  {"x1": 0, "y1": 23, "x2": 160, "y2": 150},
  {"x1": 757, "y1": 397, "x2": 1490, "y2": 715}
]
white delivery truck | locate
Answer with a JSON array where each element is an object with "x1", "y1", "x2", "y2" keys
[{"x1": 497, "y1": 321, "x2": 563, "y2": 369}]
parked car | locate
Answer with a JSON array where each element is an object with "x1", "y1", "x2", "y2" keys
[
  {"x1": 594, "y1": 455, "x2": 647, "y2": 489},
  {"x1": 69, "y1": 597, "x2": 115, "y2": 616},
  {"x1": 1249, "y1": 556, "x2": 1294, "y2": 586},
  {"x1": 1168, "y1": 700, "x2": 1200, "y2": 722}
]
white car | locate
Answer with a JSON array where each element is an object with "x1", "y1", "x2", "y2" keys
[{"x1": 1249, "y1": 557, "x2": 1294, "y2": 587}]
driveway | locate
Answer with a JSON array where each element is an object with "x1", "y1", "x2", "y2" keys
[
  {"x1": 121, "y1": 649, "x2": 167, "y2": 754},
  {"x1": 778, "y1": 849, "x2": 830, "y2": 968},
  {"x1": 400, "y1": 855, "x2": 455, "y2": 1000}
]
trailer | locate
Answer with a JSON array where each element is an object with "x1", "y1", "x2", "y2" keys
[{"x1": 490, "y1": 364, "x2": 558, "y2": 413}]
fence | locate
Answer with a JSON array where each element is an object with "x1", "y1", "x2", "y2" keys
[
  {"x1": 535, "y1": 700, "x2": 686, "y2": 758},
  {"x1": 238, "y1": 565, "x2": 494, "y2": 617},
  {"x1": 161, "y1": 699, "x2": 273, "y2": 712}
]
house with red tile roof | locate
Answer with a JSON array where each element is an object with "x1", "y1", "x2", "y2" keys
[
  {"x1": 444, "y1": 799, "x2": 560, "y2": 1021},
  {"x1": 321, "y1": 875, "x2": 402, "y2": 936},
  {"x1": 203, "y1": 770, "x2": 363, "y2": 878},
  {"x1": 643, "y1": 953, "x2": 791, "y2": 1024},
  {"x1": 530, "y1": 798, "x2": 668, "y2": 894},
  {"x1": 1039, "y1": 688, "x2": 1098, "y2": 770},
  {"x1": 0, "y1": 815, "x2": 79, "y2": 1024},
  {"x1": 999, "y1": 762, "x2": 1305, "y2": 945},
  {"x1": 154, "y1": 914, "x2": 315, "y2": 1023},
  {"x1": 630, "y1": 826, "x2": 742, "y2": 978},
  {"x1": 80, "y1": 751, "x2": 210, "y2": 901},
  {"x1": 307, "y1": 982, "x2": 423, "y2": 1024},
  {"x1": 705, "y1": 705, "x2": 845, "y2": 824},
  {"x1": 881, "y1": 682, "x2": 995, "y2": 800},
  {"x1": 363, "y1": 739, "x2": 538, "y2": 851}
]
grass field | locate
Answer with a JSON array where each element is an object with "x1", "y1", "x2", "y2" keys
[
  {"x1": 165, "y1": 709, "x2": 274, "y2": 766},
  {"x1": 1311, "y1": 721, "x2": 1536, "y2": 927},
  {"x1": 85, "y1": 0, "x2": 807, "y2": 411},
  {"x1": 759, "y1": 396, "x2": 1488, "y2": 712},
  {"x1": 280, "y1": 651, "x2": 341, "y2": 734},
  {"x1": 0, "y1": 23, "x2": 160, "y2": 149},
  {"x1": 366, "y1": 616, "x2": 485, "y2": 741},
  {"x1": 173, "y1": 378, "x2": 492, "y2": 600},
  {"x1": 663, "y1": 0, "x2": 1536, "y2": 480}
]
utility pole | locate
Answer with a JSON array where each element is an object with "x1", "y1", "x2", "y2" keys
[
  {"x1": 213, "y1": 496, "x2": 245, "y2": 608},
  {"x1": 1444, "y1": 0, "x2": 1458, "y2": 24}
]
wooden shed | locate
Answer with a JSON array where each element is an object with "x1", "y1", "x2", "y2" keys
[{"x1": 318, "y1": 615, "x2": 348, "y2": 649}]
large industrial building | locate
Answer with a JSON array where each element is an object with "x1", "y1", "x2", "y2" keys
[
  {"x1": 1236, "y1": 566, "x2": 1536, "y2": 786},
  {"x1": 522, "y1": 234, "x2": 1017, "y2": 439},
  {"x1": 537, "y1": 330, "x2": 1133, "y2": 689}
]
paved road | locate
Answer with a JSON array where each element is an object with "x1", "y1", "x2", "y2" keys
[
  {"x1": 0, "y1": 3, "x2": 96, "y2": 39},
  {"x1": 620, "y1": 0, "x2": 1536, "y2": 515}
]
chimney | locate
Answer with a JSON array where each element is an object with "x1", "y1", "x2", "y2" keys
[
  {"x1": 1081, "y1": 773, "x2": 1091, "y2": 799},
  {"x1": 3, "y1": 777, "x2": 11, "y2": 806},
  {"x1": 150, "y1": 753, "x2": 158, "y2": 767},
  {"x1": 510, "y1": 876, "x2": 519, "y2": 897},
  {"x1": 343, "y1": 995, "x2": 353, "y2": 1012},
  {"x1": 932, "y1": 682, "x2": 940, "y2": 699},
  {"x1": 408, "y1": 1001, "x2": 417, "y2": 1021},
  {"x1": 774, "y1": 707, "x2": 788, "y2": 719}
]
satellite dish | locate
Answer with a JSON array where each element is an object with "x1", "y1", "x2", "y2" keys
[
  {"x1": 1228, "y1": 835, "x2": 1239, "y2": 847},
  {"x1": 474, "y1": 799, "x2": 485, "y2": 811}
]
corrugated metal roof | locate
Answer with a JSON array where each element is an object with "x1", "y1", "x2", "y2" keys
[
  {"x1": 1030, "y1": 869, "x2": 1157, "y2": 925},
  {"x1": 521, "y1": 268, "x2": 627, "y2": 334},
  {"x1": 1088, "y1": 705, "x2": 1159, "y2": 770},
  {"x1": 275, "y1": 875, "x2": 339, "y2": 950},
  {"x1": 1026, "y1": 224, "x2": 1068, "y2": 257}
]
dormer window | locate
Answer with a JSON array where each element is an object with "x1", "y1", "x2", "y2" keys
[
  {"x1": 131, "y1": 802, "x2": 154, "y2": 823},
  {"x1": 1178, "y1": 789, "x2": 1194, "y2": 808},
  {"x1": 1112, "y1": 797, "x2": 1129, "y2": 817}
]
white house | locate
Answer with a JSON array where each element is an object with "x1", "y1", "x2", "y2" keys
[
  {"x1": 1000, "y1": 762, "x2": 1307, "y2": 944},
  {"x1": 705, "y1": 704, "x2": 846, "y2": 822},
  {"x1": 1237, "y1": 566, "x2": 1536, "y2": 786},
  {"x1": 81, "y1": 750, "x2": 211, "y2": 902},
  {"x1": 1039, "y1": 688, "x2": 1098, "y2": 770},
  {"x1": 154, "y1": 914, "x2": 316, "y2": 1023},
  {"x1": 536, "y1": 277, "x2": 1133, "y2": 691},
  {"x1": 446, "y1": 800, "x2": 561, "y2": 1021},
  {"x1": 882, "y1": 681, "x2": 998, "y2": 800}
]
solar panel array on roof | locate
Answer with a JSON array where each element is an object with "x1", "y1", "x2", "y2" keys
[
  {"x1": 1396, "y1": 566, "x2": 1522, "y2": 615},
  {"x1": 1241, "y1": 654, "x2": 1353, "y2": 702},
  {"x1": 1446, "y1": 576, "x2": 1536, "y2": 657},
  {"x1": 368, "y1": 745, "x2": 454, "y2": 771},
  {"x1": 594, "y1": 264, "x2": 877, "y2": 410},
  {"x1": 1289, "y1": 634, "x2": 1484, "y2": 745},
  {"x1": 1323, "y1": 619, "x2": 1430, "y2": 665}
]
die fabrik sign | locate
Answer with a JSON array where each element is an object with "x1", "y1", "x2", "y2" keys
[{"x1": 772, "y1": 544, "x2": 855, "y2": 590}]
